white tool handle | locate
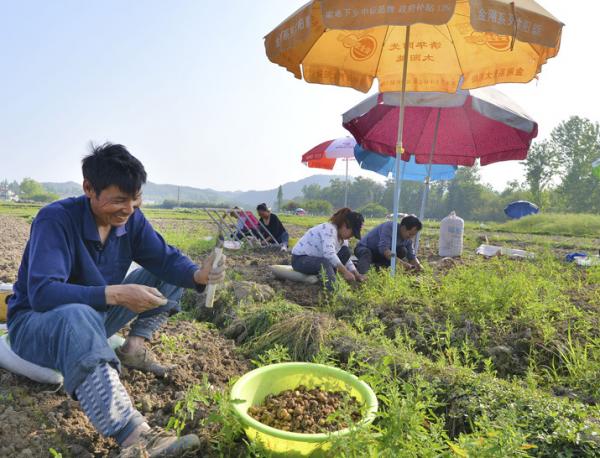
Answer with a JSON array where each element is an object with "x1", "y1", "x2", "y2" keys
[{"x1": 204, "y1": 246, "x2": 223, "y2": 308}]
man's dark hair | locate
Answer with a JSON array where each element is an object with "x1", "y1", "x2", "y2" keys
[
  {"x1": 256, "y1": 203, "x2": 269, "y2": 212},
  {"x1": 82, "y1": 143, "x2": 147, "y2": 196},
  {"x1": 400, "y1": 215, "x2": 423, "y2": 231}
]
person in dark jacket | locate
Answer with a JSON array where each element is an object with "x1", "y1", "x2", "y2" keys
[
  {"x1": 7, "y1": 143, "x2": 226, "y2": 456},
  {"x1": 257, "y1": 203, "x2": 289, "y2": 251},
  {"x1": 355, "y1": 215, "x2": 423, "y2": 274}
]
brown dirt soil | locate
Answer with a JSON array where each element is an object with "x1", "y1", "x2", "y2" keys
[
  {"x1": 225, "y1": 248, "x2": 326, "y2": 307},
  {"x1": 0, "y1": 321, "x2": 250, "y2": 457},
  {"x1": 148, "y1": 218, "x2": 208, "y2": 235},
  {"x1": 0, "y1": 215, "x2": 30, "y2": 283}
]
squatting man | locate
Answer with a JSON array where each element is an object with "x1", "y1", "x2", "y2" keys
[{"x1": 7, "y1": 143, "x2": 225, "y2": 457}]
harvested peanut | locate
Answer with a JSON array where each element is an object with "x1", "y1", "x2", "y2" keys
[{"x1": 247, "y1": 386, "x2": 362, "y2": 433}]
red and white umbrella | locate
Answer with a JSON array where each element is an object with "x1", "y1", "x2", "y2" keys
[
  {"x1": 301, "y1": 137, "x2": 356, "y2": 207},
  {"x1": 301, "y1": 137, "x2": 356, "y2": 169}
]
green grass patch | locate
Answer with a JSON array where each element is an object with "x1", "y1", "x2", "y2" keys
[
  {"x1": 141, "y1": 207, "x2": 212, "y2": 221},
  {"x1": 495, "y1": 213, "x2": 600, "y2": 238},
  {"x1": 329, "y1": 253, "x2": 600, "y2": 401},
  {"x1": 0, "y1": 202, "x2": 41, "y2": 219},
  {"x1": 159, "y1": 226, "x2": 214, "y2": 257}
]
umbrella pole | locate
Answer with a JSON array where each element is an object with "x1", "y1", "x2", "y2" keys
[
  {"x1": 415, "y1": 108, "x2": 441, "y2": 252},
  {"x1": 398, "y1": 159, "x2": 406, "y2": 205},
  {"x1": 390, "y1": 25, "x2": 411, "y2": 276},
  {"x1": 344, "y1": 158, "x2": 349, "y2": 207}
]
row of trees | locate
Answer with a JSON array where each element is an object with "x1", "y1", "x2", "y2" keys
[
  {"x1": 158, "y1": 200, "x2": 229, "y2": 209},
  {"x1": 281, "y1": 116, "x2": 600, "y2": 220},
  {"x1": 3, "y1": 117, "x2": 597, "y2": 218},
  {"x1": 0, "y1": 178, "x2": 59, "y2": 203},
  {"x1": 524, "y1": 116, "x2": 600, "y2": 213}
]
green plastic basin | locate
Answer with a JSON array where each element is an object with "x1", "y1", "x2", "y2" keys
[{"x1": 231, "y1": 362, "x2": 378, "y2": 456}]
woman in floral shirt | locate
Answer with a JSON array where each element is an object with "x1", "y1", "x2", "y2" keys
[{"x1": 291, "y1": 208, "x2": 365, "y2": 290}]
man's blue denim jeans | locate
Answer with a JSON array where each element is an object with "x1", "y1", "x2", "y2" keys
[{"x1": 8, "y1": 268, "x2": 183, "y2": 396}]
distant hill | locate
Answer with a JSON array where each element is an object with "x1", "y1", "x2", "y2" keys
[{"x1": 42, "y1": 175, "x2": 346, "y2": 207}]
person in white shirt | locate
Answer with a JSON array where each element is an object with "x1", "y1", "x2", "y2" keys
[{"x1": 291, "y1": 208, "x2": 365, "y2": 290}]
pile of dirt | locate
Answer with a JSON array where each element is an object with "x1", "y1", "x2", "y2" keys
[
  {"x1": 227, "y1": 249, "x2": 325, "y2": 307},
  {"x1": 0, "y1": 320, "x2": 250, "y2": 457},
  {"x1": 0, "y1": 216, "x2": 30, "y2": 283}
]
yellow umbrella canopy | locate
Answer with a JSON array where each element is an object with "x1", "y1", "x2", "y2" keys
[{"x1": 265, "y1": 0, "x2": 563, "y2": 93}]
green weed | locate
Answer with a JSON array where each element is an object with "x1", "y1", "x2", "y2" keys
[
  {"x1": 48, "y1": 448, "x2": 63, "y2": 458},
  {"x1": 159, "y1": 334, "x2": 186, "y2": 356},
  {"x1": 251, "y1": 344, "x2": 291, "y2": 367},
  {"x1": 167, "y1": 376, "x2": 212, "y2": 436}
]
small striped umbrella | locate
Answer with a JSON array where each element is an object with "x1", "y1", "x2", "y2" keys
[{"x1": 302, "y1": 137, "x2": 356, "y2": 206}]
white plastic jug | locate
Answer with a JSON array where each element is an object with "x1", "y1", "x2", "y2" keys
[{"x1": 439, "y1": 211, "x2": 464, "y2": 257}]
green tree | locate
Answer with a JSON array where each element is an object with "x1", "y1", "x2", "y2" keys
[
  {"x1": 357, "y1": 202, "x2": 387, "y2": 218},
  {"x1": 276, "y1": 185, "x2": 284, "y2": 211},
  {"x1": 444, "y1": 167, "x2": 494, "y2": 220},
  {"x1": 347, "y1": 177, "x2": 385, "y2": 209},
  {"x1": 8, "y1": 180, "x2": 20, "y2": 194},
  {"x1": 551, "y1": 116, "x2": 600, "y2": 212},
  {"x1": 301, "y1": 184, "x2": 322, "y2": 201},
  {"x1": 303, "y1": 199, "x2": 333, "y2": 215},
  {"x1": 29, "y1": 192, "x2": 59, "y2": 203},
  {"x1": 283, "y1": 200, "x2": 301, "y2": 212},
  {"x1": 19, "y1": 177, "x2": 46, "y2": 198},
  {"x1": 426, "y1": 180, "x2": 450, "y2": 219},
  {"x1": 320, "y1": 179, "x2": 347, "y2": 208},
  {"x1": 381, "y1": 179, "x2": 427, "y2": 214},
  {"x1": 522, "y1": 141, "x2": 561, "y2": 208}
]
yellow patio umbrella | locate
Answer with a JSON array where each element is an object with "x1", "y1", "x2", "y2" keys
[{"x1": 265, "y1": 0, "x2": 563, "y2": 273}]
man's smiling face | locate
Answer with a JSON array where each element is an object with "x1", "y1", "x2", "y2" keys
[{"x1": 84, "y1": 180, "x2": 142, "y2": 227}]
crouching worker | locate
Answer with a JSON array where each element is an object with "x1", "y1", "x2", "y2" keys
[
  {"x1": 355, "y1": 215, "x2": 423, "y2": 274},
  {"x1": 256, "y1": 203, "x2": 289, "y2": 251},
  {"x1": 7, "y1": 143, "x2": 226, "y2": 457},
  {"x1": 291, "y1": 208, "x2": 365, "y2": 290}
]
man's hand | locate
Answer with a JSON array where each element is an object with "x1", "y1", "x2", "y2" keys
[
  {"x1": 194, "y1": 253, "x2": 227, "y2": 286},
  {"x1": 410, "y1": 260, "x2": 423, "y2": 272},
  {"x1": 105, "y1": 284, "x2": 168, "y2": 313},
  {"x1": 399, "y1": 260, "x2": 416, "y2": 271},
  {"x1": 383, "y1": 249, "x2": 393, "y2": 261}
]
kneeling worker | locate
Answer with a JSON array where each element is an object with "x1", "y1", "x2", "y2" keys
[
  {"x1": 355, "y1": 215, "x2": 423, "y2": 274},
  {"x1": 291, "y1": 208, "x2": 365, "y2": 290}
]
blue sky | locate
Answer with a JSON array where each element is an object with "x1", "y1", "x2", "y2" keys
[{"x1": 0, "y1": 1, "x2": 596, "y2": 192}]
